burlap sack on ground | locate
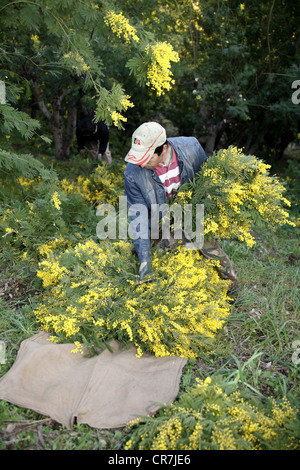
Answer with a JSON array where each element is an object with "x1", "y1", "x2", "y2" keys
[{"x1": 0, "y1": 331, "x2": 187, "y2": 429}]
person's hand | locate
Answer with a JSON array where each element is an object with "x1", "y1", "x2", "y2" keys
[{"x1": 139, "y1": 261, "x2": 151, "y2": 282}]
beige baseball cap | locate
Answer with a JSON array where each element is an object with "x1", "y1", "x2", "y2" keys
[{"x1": 125, "y1": 122, "x2": 167, "y2": 165}]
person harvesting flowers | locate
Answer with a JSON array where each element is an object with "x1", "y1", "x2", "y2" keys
[{"x1": 123, "y1": 122, "x2": 238, "y2": 286}]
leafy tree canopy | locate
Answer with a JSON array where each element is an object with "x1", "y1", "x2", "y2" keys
[
  {"x1": 0, "y1": 0, "x2": 299, "y2": 162},
  {"x1": 0, "y1": 0, "x2": 179, "y2": 158}
]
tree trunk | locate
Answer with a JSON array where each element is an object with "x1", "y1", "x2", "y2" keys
[
  {"x1": 204, "y1": 120, "x2": 228, "y2": 156},
  {"x1": 63, "y1": 97, "x2": 79, "y2": 159},
  {"x1": 199, "y1": 101, "x2": 229, "y2": 155},
  {"x1": 30, "y1": 80, "x2": 79, "y2": 160},
  {"x1": 52, "y1": 121, "x2": 65, "y2": 160},
  {"x1": 205, "y1": 126, "x2": 219, "y2": 156}
]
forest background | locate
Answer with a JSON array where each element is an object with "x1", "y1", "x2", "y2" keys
[{"x1": 0, "y1": 0, "x2": 299, "y2": 450}]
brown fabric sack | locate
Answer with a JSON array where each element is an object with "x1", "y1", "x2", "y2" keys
[{"x1": 0, "y1": 331, "x2": 186, "y2": 429}]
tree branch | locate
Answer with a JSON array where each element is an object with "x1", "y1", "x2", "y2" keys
[{"x1": 30, "y1": 80, "x2": 52, "y2": 121}]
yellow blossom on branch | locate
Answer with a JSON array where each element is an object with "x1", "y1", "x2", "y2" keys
[
  {"x1": 104, "y1": 10, "x2": 139, "y2": 43},
  {"x1": 36, "y1": 258, "x2": 68, "y2": 288},
  {"x1": 63, "y1": 51, "x2": 90, "y2": 73},
  {"x1": 125, "y1": 376, "x2": 299, "y2": 450},
  {"x1": 31, "y1": 34, "x2": 40, "y2": 47},
  {"x1": 120, "y1": 95, "x2": 134, "y2": 110},
  {"x1": 71, "y1": 341, "x2": 84, "y2": 354},
  {"x1": 109, "y1": 94, "x2": 135, "y2": 127},
  {"x1": 110, "y1": 111, "x2": 127, "y2": 126},
  {"x1": 176, "y1": 146, "x2": 295, "y2": 247},
  {"x1": 51, "y1": 191, "x2": 62, "y2": 210},
  {"x1": 145, "y1": 42, "x2": 180, "y2": 96},
  {"x1": 33, "y1": 239, "x2": 231, "y2": 359}
]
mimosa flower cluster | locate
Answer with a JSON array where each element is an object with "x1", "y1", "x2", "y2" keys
[
  {"x1": 34, "y1": 239, "x2": 232, "y2": 358},
  {"x1": 145, "y1": 42, "x2": 180, "y2": 96},
  {"x1": 60, "y1": 163, "x2": 124, "y2": 206},
  {"x1": 0, "y1": 163, "x2": 124, "y2": 261},
  {"x1": 125, "y1": 376, "x2": 299, "y2": 450},
  {"x1": 63, "y1": 51, "x2": 90, "y2": 73},
  {"x1": 104, "y1": 11, "x2": 140, "y2": 43},
  {"x1": 176, "y1": 146, "x2": 295, "y2": 247}
]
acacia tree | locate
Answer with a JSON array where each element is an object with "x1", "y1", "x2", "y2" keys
[
  {"x1": 126, "y1": 0, "x2": 299, "y2": 159},
  {"x1": 187, "y1": 0, "x2": 299, "y2": 158},
  {"x1": 0, "y1": 0, "x2": 179, "y2": 159}
]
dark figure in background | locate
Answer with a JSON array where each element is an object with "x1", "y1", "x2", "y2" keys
[{"x1": 76, "y1": 114, "x2": 112, "y2": 164}]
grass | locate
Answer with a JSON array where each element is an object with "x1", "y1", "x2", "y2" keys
[
  {"x1": 222, "y1": 228, "x2": 300, "y2": 399},
  {"x1": 0, "y1": 151, "x2": 299, "y2": 450}
]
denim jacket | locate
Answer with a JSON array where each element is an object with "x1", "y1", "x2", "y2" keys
[{"x1": 124, "y1": 136, "x2": 207, "y2": 263}]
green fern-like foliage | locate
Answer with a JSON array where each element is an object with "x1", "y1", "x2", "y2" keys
[
  {"x1": 0, "y1": 103, "x2": 40, "y2": 140},
  {"x1": 0, "y1": 148, "x2": 44, "y2": 179},
  {"x1": 0, "y1": 99, "x2": 52, "y2": 178}
]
